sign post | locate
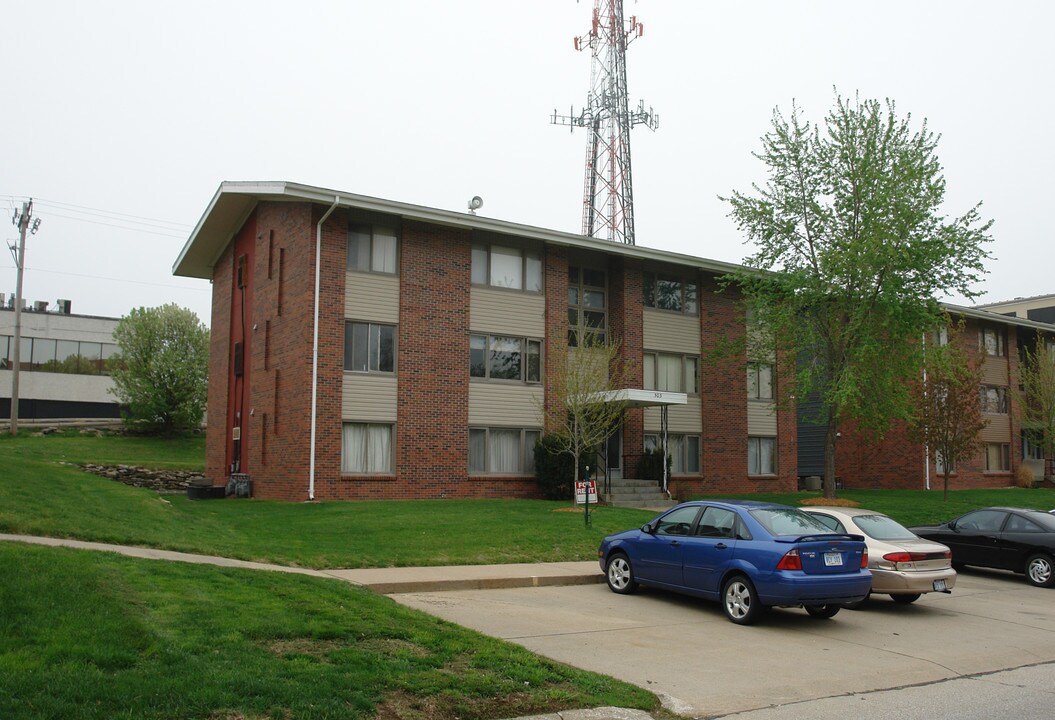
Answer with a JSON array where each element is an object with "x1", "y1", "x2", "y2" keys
[{"x1": 575, "y1": 465, "x2": 597, "y2": 527}]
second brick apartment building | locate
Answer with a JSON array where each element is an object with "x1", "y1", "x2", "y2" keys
[{"x1": 174, "y1": 181, "x2": 1054, "y2": 501}]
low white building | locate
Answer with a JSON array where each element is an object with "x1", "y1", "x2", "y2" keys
[{"x1": 0, "y1": 300, "x2": 120, "y2": 420}]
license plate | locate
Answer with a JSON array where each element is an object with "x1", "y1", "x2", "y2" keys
[
  {"x1": 824, "y1": 552, "x2": 843, "y2": 567},
  {"x1": 933, "y1": 579, "x2": 947, "y2": 592}
]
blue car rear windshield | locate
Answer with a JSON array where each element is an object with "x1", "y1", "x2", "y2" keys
[{"x1": 750, "y1": 508, "x2": 833, "y2": 536}]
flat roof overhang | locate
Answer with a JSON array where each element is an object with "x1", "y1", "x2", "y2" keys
[
  {"x1": 172, "y1": 180, "x2": 747, "y2": 280},
  {"x1": 590, "y1": 389, "x2": 688, "y2": 408}
]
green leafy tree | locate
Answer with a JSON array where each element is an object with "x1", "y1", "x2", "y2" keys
[
  {"x1": 724, "y1": 93, "x2": 992, "y2": 498},
  {"x1": 907, "y1": 323, "x2": 987, "y2": 500},
  {"x1": 109, "y1": 304, "x2": 210, "y2": 435},
  {"x1": 1015, "y1": 334, "x2": 1055, "y2": 480}
]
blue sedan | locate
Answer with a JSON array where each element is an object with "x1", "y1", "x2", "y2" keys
[{"x1": 598, "y1": 500, "x2": 872, "y2": 624}]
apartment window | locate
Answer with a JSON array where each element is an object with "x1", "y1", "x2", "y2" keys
[
  {"x1": 980, "y1": 385, "x2": 1008, "y2": 414},
  {"x1": 341, "y1": 423, "x2": 393, "y2": 474},
  {"x1": 469, "y1": 335, "x2": 541, "y2": 383},
  {"x1": 645, "y1": 433, "x2": 701, "y2": 474},
  {"x1": 748, "y1": 437, "x2": 777, "y2": 475},
  {"x1": 980, "y1": 326, "x2": 1006, "y2": 357},
  {"x1": 747, "y1": 362, "x2": 774, "y2": 400},
  {"x1": 1023, "y1": 432, "x2": 1045, "y2": 461},
  {"x1": 568, "y1": 265, "x2": 606, "y2": 347},
  {"x1": 643, "y1": 272, "x2": 698, "y2": 314},
  {"x1": 933, "y1": 326, "x2": 949, "y2": 347},
  {"x1": 471, "y1": 244, "x2": 542, "y2": 292},
  {"x1": 643, "y1": 352, "x2": 698, "y2": 394},
  {"x1": 469, "y1": 428, "x2": 540, "y2": 474},
  {"x1": 347, "y1": 224, "x2": 398, "y2": 274},
  {"x1": 344, "y1": 322, "x2": 395, "y2": 373},
  {"x1": 984, "y1": 443, "x2": 1010, "y2": 472},
  {"x1": 0, "y1": 335, "x2": 7, "y2": 369}
]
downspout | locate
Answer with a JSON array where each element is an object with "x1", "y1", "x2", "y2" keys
[{"x1": 309, "y1": 196, "x2": 341, "y2": 501}]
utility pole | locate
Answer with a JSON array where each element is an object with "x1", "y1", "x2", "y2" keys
[{"x1": 9, "y1": 199, "x2": 41, "y2": 435}]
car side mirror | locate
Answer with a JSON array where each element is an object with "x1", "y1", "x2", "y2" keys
[
  {"x1": 948, "y1": 521, "x2": 959, "y2": 532},
  {"x1": 641, "y1": 523, "x2": 655, "y2": 534}
]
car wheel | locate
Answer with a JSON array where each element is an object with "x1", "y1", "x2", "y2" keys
[
  {"x1": 722, "y1": 575, "x2": 763, "y2": 625},
  {"x1": 804, "y1": 604, "x2": 840, "y2": 619},
  {"x1": 605, "y1": 553, "x2": 638, "y2": 594},
  {"x1": 890, "y1": 593, "x2": 922, "y2": 604},
  {"x1": 1025, "y1": 553, "x2": 1055, "y2": 588}
]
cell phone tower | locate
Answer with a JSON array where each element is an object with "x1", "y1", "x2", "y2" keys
[{"x1": 552, "y1": 0, "x2": 658, "y2": 245}]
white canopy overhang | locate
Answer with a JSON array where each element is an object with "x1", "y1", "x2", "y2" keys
[{"x1": 588, "y1": 389, "x2": 688, "y2": 408}]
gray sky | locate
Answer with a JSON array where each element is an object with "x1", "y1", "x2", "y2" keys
[{"x1": 3, "y1": 1, "x2": 1052, "y2": 324}]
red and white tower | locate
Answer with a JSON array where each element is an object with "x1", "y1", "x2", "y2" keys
[{"x1": 553, "y1": 0, "x2": 658, "y2": 245}]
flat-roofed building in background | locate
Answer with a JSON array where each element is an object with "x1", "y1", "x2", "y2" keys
[{"x1": 0, "y1": 300, "x2": 120, "y2": 420}]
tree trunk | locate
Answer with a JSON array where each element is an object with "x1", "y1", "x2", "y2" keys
[
  {"x1": 823, "y1": 416, "x2": 839, "y2": 500},
  {"x1": 943, "y1": 469, "x2": 950, "y2": 502}
]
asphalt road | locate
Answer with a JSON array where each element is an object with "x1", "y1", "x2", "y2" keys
[{"x1": 393, "y1": 567, "x2": 1055, "y2": 719}]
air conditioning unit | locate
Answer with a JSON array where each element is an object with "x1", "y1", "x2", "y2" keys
[
  {"x1": 55, "y1": 299, "x2": 72, "y2": 314},
  {"x1": 33, "y1": 300, "x2": 48, "y2": 312},
  {"x1": 0, "y1": 293, "x2": 5, "y2": 308}
]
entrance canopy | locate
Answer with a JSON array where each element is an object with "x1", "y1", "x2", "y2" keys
[{"x1": 588, "y1": 389, "x2": 688, "y2": 408}]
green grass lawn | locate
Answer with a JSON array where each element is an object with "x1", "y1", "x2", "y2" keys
[{"x1": 0, "y1": 542, "x2": 656, "y2": 720}]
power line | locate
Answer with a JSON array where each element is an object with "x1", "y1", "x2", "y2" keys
[
  {"x1": 37, "y1": 211, "x2": 187, "y2": 238},
  {"x1": 0, "y1": 264, "x2": 210, "y2": 292},
  {"x1": 0, "y1": 194, "x2": 192, "y2": 237}
]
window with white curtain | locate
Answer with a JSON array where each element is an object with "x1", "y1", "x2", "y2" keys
[
  {"x1": 341, "y1": 423, "x2": 393, "y2": 473},
  {"x1": 643, "y1": 352, "x2": 698, "y2": 394},
  {"x1": 747, "y1": 362, "x2": 774, "y2": 400},
  {"x1": 748, "y1": 436, "x2": 776, "y2": 475},
  {"x1": 347, "y1": 224, "x2": 398, "y2": 274},
  {"x1": 471, "y1": 243, "x2": 543, "y2": 292},
  {"x1": 469, "y1": 428, "x2": 540, "y2": 474},
  {"x1": 644, "y1": 433, "x2": 701, "y2": 474}
]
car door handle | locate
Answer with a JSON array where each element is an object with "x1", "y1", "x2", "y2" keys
[
  {"x1": 669, "y1": 540, "x2": 680, "y2": 546},
  {"x1": 715, "y1": 543, "x2": 728, "y2": 550}
]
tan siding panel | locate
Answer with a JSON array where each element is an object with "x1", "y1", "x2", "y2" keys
[
  {"x1": 644, "y1": 398, "x2": 701, "y2": 433},
  {"x1": 468, "y1": 384, "x2": 544, "y2": 426},
  {"x1": 979, "y1": 415, "x2": 1010, "y2": 442},
  {"x1": 747, "y1": 401, "x2": 778, "y2": 435},
  {"x1": 981, "y1": 356, "x2": 1009, "y2": 385},
  {"x1": 643, "y1": 309, "x2": 701, "y2": 354},
  {"x1": 342, "y1": 374, "x2": 397, "y2": 421},
  {"x1": 345, "y1": 272, "x2": 400, "y2": 323},
  {"x1": 470, "y1": 288, "x2": 545, "y2": 337}
]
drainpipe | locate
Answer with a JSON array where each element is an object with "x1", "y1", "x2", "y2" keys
[
  {"x1": 921, "y1": 332, "x2": 931, "y2": 491},
  {"x1": 309, "y1": 196, "x2": 341, "y2": 501}
]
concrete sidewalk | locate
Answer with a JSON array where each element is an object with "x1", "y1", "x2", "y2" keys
[{"x1": 0, "y1": 533, "x2": 604, "y2": 594}]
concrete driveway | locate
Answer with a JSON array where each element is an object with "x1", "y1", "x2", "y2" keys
[{"x1": 393, "y1": 567, "x2": 1055, "y2": 718}]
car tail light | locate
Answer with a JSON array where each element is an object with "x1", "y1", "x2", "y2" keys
[
  {"x1": 776, "y1": 549, "x2": 802, "y2": 571},
  {"x1": 861, "y1": 548, "x2": 868, "y2": 569},
  {"x1": 883, "y1": 552, "x2": 931, "y2": 563}
]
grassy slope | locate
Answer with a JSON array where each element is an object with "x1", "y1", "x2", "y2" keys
[{"x1": 0, "y1": 543, "x2": 655, "y2": 720}]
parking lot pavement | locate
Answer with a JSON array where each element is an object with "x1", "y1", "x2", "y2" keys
[{"x1": 392, "y1": 568, "x2": 1055, "y2": 719}]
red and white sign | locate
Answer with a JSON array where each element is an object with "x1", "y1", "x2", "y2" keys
[{"x1": 575, "y1": 479, "x2": 598, "y2": 505}]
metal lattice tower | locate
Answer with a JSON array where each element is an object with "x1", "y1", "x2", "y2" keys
[{"x1": 552, "y1": 0, "x2": 658, "y2": 245}]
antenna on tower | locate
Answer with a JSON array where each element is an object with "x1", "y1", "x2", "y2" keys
[{"x1": 552, "y1": 0, "x2": 658, "y2": 245}]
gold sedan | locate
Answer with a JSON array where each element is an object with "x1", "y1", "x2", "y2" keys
[{"x1": 802, "y1": 506, "x2": 956, "y2": 605}]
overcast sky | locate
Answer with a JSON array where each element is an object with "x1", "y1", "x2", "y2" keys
[{"x1": 3, "y1": 1, "x2": 1052, "y2": 324}]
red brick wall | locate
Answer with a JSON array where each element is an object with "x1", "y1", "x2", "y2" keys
[
  {"x1": 543, "y1": 246, "x2": 570, "y2": 431},
  {"x1": 205, "y1": 240, "x2": 233, "y2": 486},
  {"x1": 836, "y1": 317, "x2": 1018, "y2": 491},
  {"x1": 607, "y1": 256, "x2": 645, "y2": 468}
]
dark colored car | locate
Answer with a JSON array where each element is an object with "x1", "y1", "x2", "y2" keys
[
  {"x1": 910, "y1": 507, "x2": 1055, "y2": 588},
  {"x1": 598, "y1": 500, "x2": 872, "y2": 625}
]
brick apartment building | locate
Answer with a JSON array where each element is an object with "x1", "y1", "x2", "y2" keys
[{"x1": 173, "y1": 181, "x2": 1053, "y2": 501}]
